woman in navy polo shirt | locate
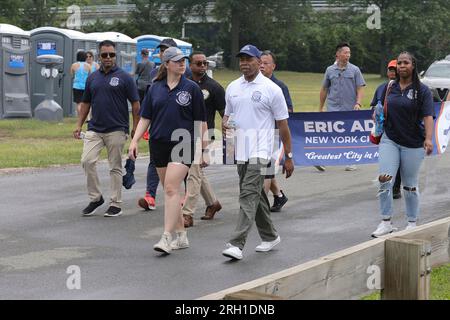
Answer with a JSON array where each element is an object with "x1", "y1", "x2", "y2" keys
[
  {"x1": 129, "y1": 47, "x2": 207, "y2": 254},
  {"x1": 371, "y1": 52, "x2": 434, "y2": 237}
]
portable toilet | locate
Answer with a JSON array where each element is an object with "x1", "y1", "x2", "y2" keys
[
  {"x1": 0, "y1": 24, "x2": 32, "y2": 118},
  {"x1": 135, "y1": 34, "x2": 163, "y2": 65},
  {"x1": 135, "y1": 35, "x2": 192, "y2": 67},
  {"x1": 88, "y1": 32, "x2": 136, "y2": 75},
  {"x1": 30, "y1": 27, "x2": 96, "y2": 116}
]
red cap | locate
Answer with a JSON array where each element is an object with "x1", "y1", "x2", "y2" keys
[{"x1": 387, "y1": 59, "x2": 397, "y2": 69}]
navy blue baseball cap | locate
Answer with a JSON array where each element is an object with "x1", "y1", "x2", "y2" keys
[
  {"x1": 157, "y1": 38, "x2": 177, "y2": 49},
  {"x1": 236, "y1": 44, "x2": 261, "y2": 58}
]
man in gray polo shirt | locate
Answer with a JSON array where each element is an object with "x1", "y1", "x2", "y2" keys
[{"x1": 319, "y1": 42, "x2": 366, "y2": 171}]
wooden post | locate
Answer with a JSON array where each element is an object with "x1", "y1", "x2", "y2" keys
[{"x1": 382, "y1": 238, "x2": 431, "y2": 300}]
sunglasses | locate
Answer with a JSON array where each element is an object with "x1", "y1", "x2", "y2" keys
[
  {"x1": 194, "y1": 61, "x2": 208, "y2": 67},
  {"x1": 100, "y1": 52, "x2": 116, "y2": 59}
]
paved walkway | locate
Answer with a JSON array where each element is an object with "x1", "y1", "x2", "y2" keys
[{"x1": 0, "y1": 152, "x2": 449, "y2": 299}]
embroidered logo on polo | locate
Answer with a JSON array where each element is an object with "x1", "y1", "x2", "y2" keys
[
  {"x1": 109, "y1": 77, "x2": 120, "y2": 87},
  {"x1": 176, "y1": 91, "x2": 192, "y2": 106},
  {"x1": 407, "y1": 89, "x2": 414, "y2": 100},
  {"x1": 251, "y1": 91, "x2": 262, "y2": 102},
  {"x1": 202, "y1": 89, "x2": 210, "y2": 101}
]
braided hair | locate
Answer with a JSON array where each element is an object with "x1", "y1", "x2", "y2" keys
[{"x1": 396, "y1": 52, "x2": 423, "y2": 126}]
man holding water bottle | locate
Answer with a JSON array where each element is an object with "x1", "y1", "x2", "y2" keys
[{"x1": 221, "y1": 44, "x2": 294, "y2": 260}]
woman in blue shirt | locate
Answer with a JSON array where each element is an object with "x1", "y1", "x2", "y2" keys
[
  {"x1": 129, "y1": 47, "x2": 207, "y2": 255},
  {"x1": 86, "y1": 51, "x2": 100, "y2": 73},
  {"x1": 71, "y1": 51, "x2": 91, "y2": 115},
  {"x1": 372, "y1": 52, "x2": 434, "y2": 237}
]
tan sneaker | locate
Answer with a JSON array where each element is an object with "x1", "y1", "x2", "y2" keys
[
  {"x1": 153, "y1": 232, "x2": 172, "y2": 254},
  {"x1": 170, "y1": 231, "x2": 189, "y2": 250}
]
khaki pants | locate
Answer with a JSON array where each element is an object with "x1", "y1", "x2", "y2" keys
[
  {"x1": 181, "y1": 164, "x2": 216, "y2": 217},
  {"x1": 229, "y1": 158, "x2": 278, "y2": 249},
  {"x1": 81, "y1": 130, "x2": 127, "y2": 208}
]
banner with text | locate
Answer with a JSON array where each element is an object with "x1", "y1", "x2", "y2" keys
[{"x1": 289, "y1": 102, "x2": 447, "y2": 167}]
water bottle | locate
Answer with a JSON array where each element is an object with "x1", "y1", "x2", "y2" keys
[
  {"x1": 79, "y1": 131, "x2": 86, "y2": 140},
  {"x1": 225, "y1": 113, "x2": 236, "y2": 164},
  {"x1": 374, "y1": 101, "x2": 384, "y2": 137},
  {"x1": 227, "y1": 113, "x2": 236, "y2": 129}
]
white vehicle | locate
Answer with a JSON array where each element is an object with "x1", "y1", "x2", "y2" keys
[
  {"x1": 421, "y1": 59, "x2": 450, "y2": 102},
  {"x1": 207, "y1": 51, "x2": 224, "y2": 69}
]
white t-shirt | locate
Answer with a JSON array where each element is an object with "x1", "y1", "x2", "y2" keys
[{"x1": 225, "y1": 72, "x2": 289, "y2": 161}]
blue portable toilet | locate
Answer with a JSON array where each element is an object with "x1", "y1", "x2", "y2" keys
[
  {"x1": 135, "y1": 35, "x2": 192, "y2": 67},
  {"x1": 88, "y1": 32, "x2": 136, "y2": 75},
  {"x1": 134, "y1": 35, "x2": 163, "y2": 65}
]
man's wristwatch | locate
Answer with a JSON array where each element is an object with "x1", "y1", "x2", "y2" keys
[{"x1": 285, "y1": 152, "x2": 293, "y2": 160}]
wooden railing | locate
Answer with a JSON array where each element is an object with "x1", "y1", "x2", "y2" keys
[{"x1": 199, "y1": 217, "x2": 450, "y2": 300}]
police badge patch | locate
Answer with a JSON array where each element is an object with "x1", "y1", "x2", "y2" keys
[
  {"x1": 176, "y1": 91, "x2": 192, "y2": 106},
  {"x1": 109, "y1": 77, "x2": 120, "y2": 87},
  {"x1": 202, "y1": 89, "x2": 210, "y2": 101},
  {"x1": 252, "y1": 91, "x2": 262, "y2": 102}
]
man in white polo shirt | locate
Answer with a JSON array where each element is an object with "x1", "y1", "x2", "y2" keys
[{"x1": 221, "y1": 44, "x2": 294, "y2": 260}]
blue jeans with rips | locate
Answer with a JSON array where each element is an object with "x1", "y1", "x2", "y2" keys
[{"x1": 378, "y1": 134, "x2": 425, "y2": 223}]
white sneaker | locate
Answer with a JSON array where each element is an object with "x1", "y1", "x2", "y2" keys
[
  {"x1": 222, "y1": 243, "x2": 243, "y2": 260},
  {"x1": 345, "y1": 165, "x2": 357, "y2": 171},
  {"x1": 405, "y1": 222, "x2": 417, "y2": 231},
  {"x1": 255, "y1": 236, "x2": 281, "y2": 252},
  {"x1": 170, "y1": 231, "x2": 189, "y2": 250},
  {"x1": 154, "y1": 232, "x2": 172, "y2": 254},
  {"x1": 371, "y1": 221, "x2": 396, "y2": 238}
]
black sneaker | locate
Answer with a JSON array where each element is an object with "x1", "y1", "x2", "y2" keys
[
  {"x1": 82, "y1": 196, "x2": 105, "y2": 216},
  {"x1": 270, "y1": 190, "x2": 288, "y2": 212},
  {"x1": 104, "y1": 206, "x2": 122, "y2": 217}
]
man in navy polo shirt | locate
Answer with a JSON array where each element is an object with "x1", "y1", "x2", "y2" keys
[{"x1": 73, "y1": 40, "x2": 140, "y2": 218}]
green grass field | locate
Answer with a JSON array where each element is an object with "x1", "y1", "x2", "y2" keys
[
  {"x1": 362, "y1": 263, "x2": 450, "y2": 300},
  {"x1": 0, "y1": 69, "x2": 386, "y2": 169},
  {"x1": 213, "y1": 69, "x2": 384, "y2": 112}
]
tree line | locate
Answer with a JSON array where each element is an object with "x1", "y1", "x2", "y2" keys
[{"x1": 1, "y1": 0, "x2": 449, "y2": 75}]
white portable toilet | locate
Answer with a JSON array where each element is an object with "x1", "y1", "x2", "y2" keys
[
  {"x1": 0, "y1": 24, "x2": 32, "y2": 118},
  {"x1": 88, "y1": 32, "x2": 136, "y2": 75},
  {"x1": 30, "y1": 27, "x2": 97, "y2": 116}
]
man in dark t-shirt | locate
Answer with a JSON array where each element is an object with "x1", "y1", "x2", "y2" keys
[
  {"x1": 181, "y1": 52, "x2": 225, "y2": 227},
  {"x1": 73, "y1": 40, "x2": 140, "y2": 217},
  {"x1": 260, "y1": 50, "x2": 292, "y2": 212}
]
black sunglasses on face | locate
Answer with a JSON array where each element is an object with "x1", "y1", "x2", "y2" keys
[
  {"x1": 194, "y1": 61, "x2": 208, "y2": 67},
  {"x1": 100, "y1": 52, "x2": 116, "y2": 59}
]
